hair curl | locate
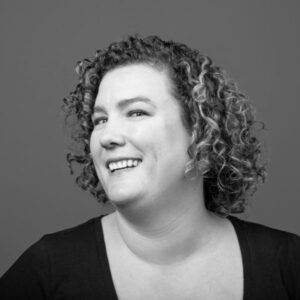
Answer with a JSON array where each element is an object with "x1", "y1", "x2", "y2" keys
[{"x1": 62, "y1": 34, "x2": 266, "y2": 215}]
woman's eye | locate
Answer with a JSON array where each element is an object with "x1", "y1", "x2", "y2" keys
[
  {"x1": 93, "y1": 117, "x2": 107, "y2": 126},
  {"x1": 128, "y1": 110, "x2": 148, "y2": 117}
]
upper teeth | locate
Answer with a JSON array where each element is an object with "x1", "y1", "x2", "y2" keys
[{"x1": 108, "y1": 159, "x2": 140, "y2": 172}]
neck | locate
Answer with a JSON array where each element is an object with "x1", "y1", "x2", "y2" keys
[{"x1": 111, "y1": 178, "x2": 224, "y2": 266}]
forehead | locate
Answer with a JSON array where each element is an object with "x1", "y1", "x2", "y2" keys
[{"x1": 96, "y1": 64, "x2": 174, "y2": 105}]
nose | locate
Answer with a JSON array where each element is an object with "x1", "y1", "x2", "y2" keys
[{"x1": 99, "y1": 119, "x2": 126, "y2": 150}]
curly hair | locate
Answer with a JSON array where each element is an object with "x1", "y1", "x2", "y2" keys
[{"x1": 62, "y1": 34, "x2": 266, "y2": 215}]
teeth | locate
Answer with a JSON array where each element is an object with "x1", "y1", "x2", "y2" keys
[{"x1": 108, "y1": 159, "x2": 141, "y2": 172}]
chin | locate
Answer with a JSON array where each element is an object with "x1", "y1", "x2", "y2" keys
[{"x1": 107, "y1": 190, "x2": 141, "y2": 208}]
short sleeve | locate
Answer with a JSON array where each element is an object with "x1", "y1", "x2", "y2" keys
[{"x1": 0, "y1": 238, "x2": 51, "y2": 300}]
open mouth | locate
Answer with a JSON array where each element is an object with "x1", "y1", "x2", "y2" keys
[{"x1": 107, "y1": 159, "x2": 142, "y2": 173}]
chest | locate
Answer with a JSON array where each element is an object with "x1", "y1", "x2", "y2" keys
[
  {"x1": 114, "y1": 261, "x2": 242, "y2": 300},
  {"x1": 107, "y1": 240, "x2": 243, "y2": 300}
]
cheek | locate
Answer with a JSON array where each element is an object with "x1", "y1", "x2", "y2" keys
[
  {"x1": 145, "y1": 119, "x2": 190, "y2": 161},
  {"x1": 90, "y1": 133, "x2": 98, "y2": 159},
  {"x1": 89, "y1": 132, "x2": 104, "y2": 175},
  {"x1": 158, "y1": 117, "x2": 190, "y2": 151}
]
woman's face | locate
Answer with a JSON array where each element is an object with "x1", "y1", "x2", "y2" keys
[{"x1": 90, "y1": 64, "x2": 192, "y2": 207}]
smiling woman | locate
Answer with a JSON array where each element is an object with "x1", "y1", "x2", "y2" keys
[
  {"x1": 64, "y1": 35, "x2": 266, "y2": 216},
  {"x1": 1, "y1": 35, "x2": 300, "y2": 300},
  {"x1": 90, "y1": 64, "x2": 192, "y2": 208}
]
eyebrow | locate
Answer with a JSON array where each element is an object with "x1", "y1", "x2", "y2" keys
[{"x1": 92, "y1": 97, "x2": 156, "y2": 115}]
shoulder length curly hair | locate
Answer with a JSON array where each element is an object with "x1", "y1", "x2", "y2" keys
[{"x1": 63, "y1": 34, "x2": 266, "y2": 215}]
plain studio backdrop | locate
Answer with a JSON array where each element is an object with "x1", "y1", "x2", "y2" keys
[{"x1": 0, "y1": 0, "x2": 299, "y2": 276}]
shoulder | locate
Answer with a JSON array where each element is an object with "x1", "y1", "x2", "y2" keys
[
  {"x1": 35, "y1": 215, "x2": 107, "y2": 275},
  {"x1": 228, "y1": 215, "x2": 300, "y2": 251},
  {"x1": 0, "y1": 215, "x2": 110, "y2": 299},
  {"x1": 229, "y1": 215, "x2": 300, "y2": 298},
  {"x1": 229, "y1": 216, "x2": 300, "y2": 295},
  {"x1": 40, "y1": 215, "x2": 102, "y2": 250},
  {"x1": 228, "y1": 215, "x2": 300, "y2": 273},
  {"x1": 2, "y1": 215, "x2": 104, "y2": 275}
]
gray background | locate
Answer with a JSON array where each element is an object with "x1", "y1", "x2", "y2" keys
[{"x1": 1, "y1": 0, "x2": 299, "y2": 276}]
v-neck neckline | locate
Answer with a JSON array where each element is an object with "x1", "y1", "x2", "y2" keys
[
  {"x1": 95, "y1": 215, "x2": 119, "y2": 300},
  {"x1": 96, "y1": 214, "x2": 251, "y2": 300},
  {"x1": 227, "y1": 215, "x2": 252, "y2": 300}
]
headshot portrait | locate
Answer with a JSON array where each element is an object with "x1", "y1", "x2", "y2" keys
[{"x1": 0, "y1": 1, "x2": 299, "y2": 299}]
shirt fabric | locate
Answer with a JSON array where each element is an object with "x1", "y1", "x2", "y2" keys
[{"x1": 0, "y1": 215, "x2": 299, "y2": 300}]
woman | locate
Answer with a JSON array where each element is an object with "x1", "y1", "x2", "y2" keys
[{"x1": 1, "y1": 35, "x2": 299, "y2": 299}]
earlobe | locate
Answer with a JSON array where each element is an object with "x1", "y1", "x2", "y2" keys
[{"x1": 184, "y1": 159, "x2": 203, "y2": 181}]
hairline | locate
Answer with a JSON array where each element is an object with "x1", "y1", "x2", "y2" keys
[{"x1": 99, "y1": 60, "x2": 192, "y2": 133}]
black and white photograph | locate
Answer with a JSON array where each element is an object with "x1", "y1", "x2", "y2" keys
[{"x1": 0, "y1": 1, "x2": 299, "y2": 299}]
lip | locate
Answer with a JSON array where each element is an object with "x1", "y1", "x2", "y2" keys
[{"x1": 105, "y1": 157, "x2": 143, "y2": 169}]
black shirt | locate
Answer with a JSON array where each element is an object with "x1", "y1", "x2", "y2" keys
[{"x1": 1, "y1": 215, "x2": 299, "y2": 299}]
